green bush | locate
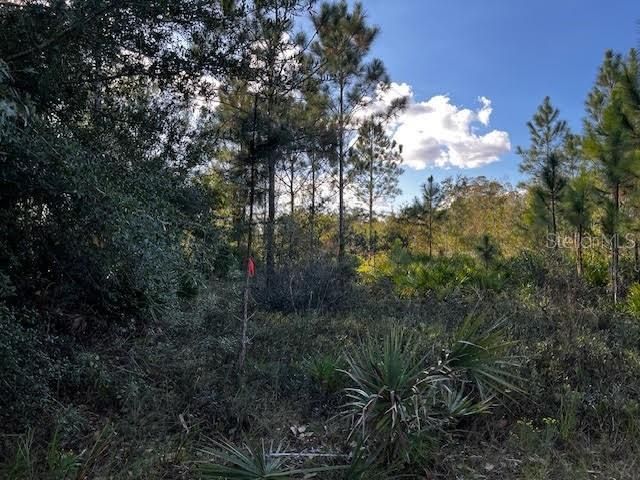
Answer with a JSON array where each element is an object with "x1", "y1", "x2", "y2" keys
[
  {"x1": 341, "y1": 320, "x2": 522, "y2": 463},
  {"x1": 558, "y1": 390, "x2": 582, "y2": 442},
  {"x1": 342, "y1": 328, "x2": 430, "y2": 461},
  {"x1": 444, "y1": 316, "x2": 523, "y2": 399},
  {"x1": 390, "y1": 255, "x2": 474, "y2": 297},
  {"x1": 583, "y1": 252, "x2": 609, "y2": 288},
  {"x1": 0, "y1": 306, "x2": 59, "y2": 430},
  {"x1": 625, "y1": 283, "x2": 640, "y2": 318},
  {"x1": 258, "y1": 254, "x2": 360, "y2": 313},
  {"x1": 0, "y1": 423, "x2": 113, "y2": 479},
  {"x1": 1, "y1": 56, "x2": 228, "y2": 328},
  {"x1": 361, "y1": 251, "x2": 508, "y2": 299},
  {"x1": 305, "y1": 354, "x2": 344, "y2": 393}
]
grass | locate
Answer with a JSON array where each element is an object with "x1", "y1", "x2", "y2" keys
[{"x1": 2, "y1": 274, "x2": 640, "y2": 478}]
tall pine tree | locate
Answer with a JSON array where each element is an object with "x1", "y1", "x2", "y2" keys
[
  {"x1": 350, "y1": 117, "x2": 403, "y2": 257},
  {"x1": 584, "y1": 50, "x2": 639, "y2": 304},
  {"x1": 312, "y1": 1, "x2": 387, "y2": 259},
  {"x1": 517, "y1": 96, "x2": 569, "y2": 248}
]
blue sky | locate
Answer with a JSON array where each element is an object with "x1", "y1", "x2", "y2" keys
[{"x1": 357, "y1": 0, "x2": 639, "y2": 205}]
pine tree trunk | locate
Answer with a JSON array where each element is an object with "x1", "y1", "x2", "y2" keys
[
  {"x1": 290, "y1": 158, "x2": 295, "y2": 216},
  {"x1": 289, "y1": 158, "x2": 295, "y2": 259},
  {"x1": 612, "y1": 184, "x2": 620, "y2": 305},
  {"x1": 310, "y1": 152, "x2": 317, "y2": 249},
  {"x1": 577, "y1": 225, "x2": 583, "y2": 276},
  {"x1": 266, "y1": 151, "x2": 276, "y2": 286},
  {"x1": 428, "y1": 210, "x2": 433, "y2": 258},
  {"x1": 612, "y1": 235, "x2": 619, "y2": 305},
  {"x1": 551, "y1": 184, "x2": 558, "y2": 250},
  {"x1": 239, "y1": 95, "x2": 259, "y2": 377},
  {"x1": 368, "y1": 193, "x2": 373, "y2": 259},
  {"x1": 240, "y1": 165, "x2": 255, "y2": 375},
  {"x1": 427, "y1": 192, "x2": 434, "y2": 258},
  {"x1": 368, "y1": 128, "x2": 374, "y2": 259},
  {"x1": 551, "y1": 196, "x2": 557, "y2": 249},
  {"x1": 338, "y1": 81, "x2": 345, "y2": 260},
  {"x1": 237, "y1": 201, "x2": 246, "y2": 253},
  {"x1": 635, "y1": 237, "x2": 639, "y2": 283},
  {"x1": 548, "y1": 146, "x2": 558, "y2": 250}
]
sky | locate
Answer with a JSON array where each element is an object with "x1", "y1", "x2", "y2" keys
[{"x1": 355, "y1": 0, "x2": 639, "y2": 206}]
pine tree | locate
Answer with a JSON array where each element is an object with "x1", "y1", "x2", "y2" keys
[
  {"x1": 245, "y1": 0, "x2": 315, "y2": 288},
  {"x1": 403, "y1": 176, "x2": 446, "y2": 258},
  {"x1": 350, "y1": 117, "x2": 403, "y2": 257},
  {"x1": 475, "y1": 234, "x2": 499, "y2": 269},
  {"x1": 283, "y1": 75, "x2": 336, "y2": 255},
  {"x1": 561, "y1": 171, "x2": 595, "y2": 276},
  {"x1": 312, "y1": 1, "x2": 388, "y2": 260},
  {"x1": 423, "y1": 176, "x2": 447, "y2": 258},
  {"x1": 563, "y1": 133, "x2": 584, "y2": 178},
  {"x1": 618, "y1": 49, "x2": 640, "y2": 281},
  {"x1": 517, "y1": 97, "x2": 569, "y2": 248},
  {"x1": 523, "y1": 185, "x2": 552, "y2": 246},
  {"x1": 583, "y1": 50, "x2": 639, "y2": 304},
  {"x1": 279, "y1": 151, "x2": 308, "y2": 259},
  {"x1": 618, "y1": 48, "x2": 640, "y2": 144},
  {"x1": 212, "y1": 83, "x2": 265, "y2": 373}
]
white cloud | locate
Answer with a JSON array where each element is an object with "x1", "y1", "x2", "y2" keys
[
  {"x1": 477, "y1": 96, "x2": 492, "y2": 126},
  {"x1": 353, "y1": 81, "x2": 413, "y2": 121},
  {"x1": 371, "y1": 83, "x2": 511, "y2": 170}
]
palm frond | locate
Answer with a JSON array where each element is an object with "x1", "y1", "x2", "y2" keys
[{"x1": 444, "y1": 317, "x2": 525, "y2": 399}]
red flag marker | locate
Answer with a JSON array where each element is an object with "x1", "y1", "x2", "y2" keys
[{"x1": 247, "y1": 256, "x2": 256, "y2": 277}]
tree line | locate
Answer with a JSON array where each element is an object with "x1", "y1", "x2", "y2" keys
[
  {"x1": 513, "y1": 50, "x2": 640, "y2": 304},
  {"x1": 2, "y1": 0, "x2": 639, "y2": 338},
  {"x1": 0, "y1": 1, "x2": 413, "y2": 327}
]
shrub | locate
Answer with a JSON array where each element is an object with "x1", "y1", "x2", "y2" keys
[
  {"x1": 197, "y1": 440, "x2": 293, "y2": 479},
  {"x1": 392, "y1": 256, "x2": 476, "y2": 298},
  {"x1": 444, "y1": 316, "x2": 523, "y2": 400},
  {"x1": 305, "y1": 354, "x2": 344, "y2": 393},
  {"x1": 558, "y1": 390, "x2": 582, "y2": 442},
  {"x1": 356, "y1": 253, "x2": 395, "y2": 285},
  {"x1": 0, "y1": 423, "x2": 113, "y2": 479},
  {"x1": 583, "y1": 252, "x2": 609, "y2": 288},
  {"x1": 366, "y1": 252, "x2": 512, "y2": 299},
  {"x1": 196, "y1": 439, "x2": 345, "y2": 479},
  {"x1": 341, "y1": 328, "x2": 430, "y2": 461},
  {"x1": 625, "y1": 283, "x2": 640, "y2": 318},
  {"x1": 467, "y1": 267, "x2": 507, "y2": 291},
  {"x1": 257, "y1": 254, "x2": 359, "y2": 313},
  {"x1": 341, "y1": 321, "x2": 522, "y2": 463},
  {"x1": 0, "y1": 306, "x2": 59, "y2": 430}
]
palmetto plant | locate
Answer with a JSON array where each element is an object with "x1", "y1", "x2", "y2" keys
[
  {"x1": 197, "y1": 439, "x2": 345, "y2": 479},
  {"x1": 341, "y1": 328, "x2": 431, "y2": 459},
  {"x1": 443, "y1": 316, "x2": 524, "y2": 400},
  {"x1": 197, "y1": 440, "x2": 288, "y2": 479},
  {"x1": 341, "y1": 320, "x2": 523, "y2": 462},
  {"x1": 342, "y1": 441, "x2": 401, "y2": 480}
]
